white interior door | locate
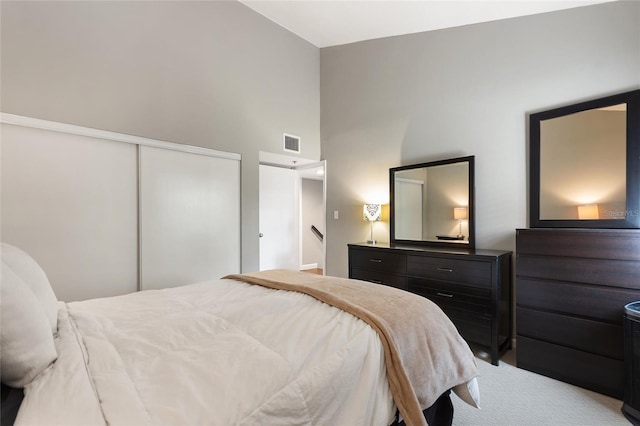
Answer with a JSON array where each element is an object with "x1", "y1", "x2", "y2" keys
[{"x1": 259, "y1": 165, "x2": 300, "y2": 271}]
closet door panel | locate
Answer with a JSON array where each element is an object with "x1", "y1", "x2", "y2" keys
[
  {"x1": 0, "y1": 123, "x2": 138, "y2": 301},
  {"x1": 140, "y1": 146, "x2": 240, "y2": 290}
]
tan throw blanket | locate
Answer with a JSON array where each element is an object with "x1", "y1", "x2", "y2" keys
[{"x1": 224, "y1": 270, "x2": 478, "y2": 426}]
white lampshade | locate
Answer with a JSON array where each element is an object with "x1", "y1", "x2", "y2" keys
[
  {"x1": 453, "y1": 207, "x2": 468, "y2": 220},
  {"x1": 363, "y1": 204, "x2": 382, "y2": 222}
]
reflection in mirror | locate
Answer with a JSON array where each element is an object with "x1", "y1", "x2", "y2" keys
[
  {"x1": 395, "y1": 164, "x2": 469, "y2": 242},
  {"x1": 529, "y1": 89, "x2": 640, "y2": 229},
  {"x1": 391, "y1": 156, "x2": 474, "y2": 248},
  {"x1": 540, "y1": 104, "x2": 627, "y2": 220}
]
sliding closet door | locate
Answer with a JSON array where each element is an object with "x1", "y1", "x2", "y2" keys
[
  {"x1": 139, "y1": 146, "x2": 240, "y2": 290},
  {"x1": 0, "y1": 123, "x2": 138, "y2": 302}
]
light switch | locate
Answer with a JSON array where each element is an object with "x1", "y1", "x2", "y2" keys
[{"x1": 333, "y1": 210, "x2": 339, "y2": 220}]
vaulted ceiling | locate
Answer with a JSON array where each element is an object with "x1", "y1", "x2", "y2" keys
[{"x1": 240, "y1": 0, "x2": 615, "y2": 48}]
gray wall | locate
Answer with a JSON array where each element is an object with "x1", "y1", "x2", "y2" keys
[
  {"x1": 4, "y1": 1, "x2": 639, "y2": 278},
  {"x1": 0, "y1": 0, "x2": 320, "y2": 272},
  {"x1": 320, "y1": 1, "x2": 640, "y2": 277},
  {"x1": 540, "y1": 109, "x2": 626, "y2": 220}
]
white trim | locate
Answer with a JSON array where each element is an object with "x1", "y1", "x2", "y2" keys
[
  {"x1": 259, "y1": 161, "x2": 294, "y2": 169},
  {"x1": 0, "y1": 113, "x2": 241, "y2": 161},
  {"x1": 137, "y1": 145, "x2": 142, "y2": 292},
  {"x1": 297, "y1": 171, "x2": 303, "y2": 273},
  {"x1": 300, "y1": 263, "x2": 319, "y2": 270},
  {"x1": 395, "y1": 177, "x2": 424, "y2": 185},
  {"x1": 320, "y1": 160, "x2": 327, "y2": 275},
  {"x1": 294, "y1": 161, "x2": 325, "y2": 171}
]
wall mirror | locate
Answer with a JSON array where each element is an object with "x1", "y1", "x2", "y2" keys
[
  {"x1": 390, "y1": 156, "x2": 475, "y2": 248},
  {"x1": 530, "y1": 89, "x2": 640, "y2": 228}
]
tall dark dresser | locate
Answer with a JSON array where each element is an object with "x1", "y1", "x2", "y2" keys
[{"x1": 516, "y1": 228, "x2": 640, "y2": 399}]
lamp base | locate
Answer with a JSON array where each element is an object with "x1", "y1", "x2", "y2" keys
[{"x1": 367, "y1": 239, "x2": 377, "y2": 245}]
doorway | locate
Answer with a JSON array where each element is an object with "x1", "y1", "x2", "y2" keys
[{"x1": 258, "y1": 152, "x2": 326, "y2": 274}]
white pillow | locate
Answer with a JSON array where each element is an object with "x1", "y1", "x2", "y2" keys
[
  {"x1": 453, "y1": 377, "x2": 480, "y2": 408},
  {"x1": 1, "y1": 243, "x2": 58, "y2": 333},
  {"x1": 0, "y1": 263, "x2": 58, "y2": 387}
]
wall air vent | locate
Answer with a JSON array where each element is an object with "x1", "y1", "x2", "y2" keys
[{"x1": 283, "y1": 133, "x2": 300, "y2": 153}]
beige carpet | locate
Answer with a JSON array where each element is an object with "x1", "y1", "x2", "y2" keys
[{"x1": 451, "y1": 348, "x2": 629, "y2": 426}]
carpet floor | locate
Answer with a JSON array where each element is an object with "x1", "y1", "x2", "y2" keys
[{"x1": 451, "y1": 348, "x2": 629, "y2": 425}]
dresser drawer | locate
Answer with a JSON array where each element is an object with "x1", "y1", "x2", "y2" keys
[
  {"x1": 408, "y1": 278, "x2": 491, "y2": 315},
  {"x1": 517, "y1": 277, "x2": 638, "y2": 324},
  {"x1": 350, "y1": 268, "x2": 407, "y2": 290},
  {"x1": 349, "y1": 248, "x2": 406, "y2": 274},
  {"x1": 517, "y1": 336, "x2": 624, "y2": 399},
  {"x1": 407, "y1": 255, "x2": 492, "y2": 288},
  {"x1": 516, "y1": 229, "x2": 640, "y2": 261},
  {"x1": 517, "y1": 255, "x2": 640, "y2": 289},
  {"x1": 444, "y1": 307, "x2": 492, "y2": 346},
  {"x1": 517, "y1": 307, "x2": 623, "y2": 359}
]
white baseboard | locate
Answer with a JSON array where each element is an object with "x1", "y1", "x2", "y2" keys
[{"x1": 300, "y1": 263, "x2": 319, "y2": 270}]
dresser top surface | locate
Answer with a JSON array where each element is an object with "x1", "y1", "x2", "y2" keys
[
  {"x1": 517, "y1": 228, "x2": 640, "y2": 236},
  {"x1": 348, "y1": 242, "x2": 511, "y2": 258}
]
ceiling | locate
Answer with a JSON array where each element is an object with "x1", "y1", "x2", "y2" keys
[{"x1": 240, "y1": 0, "x2": 614, "y2": 48}]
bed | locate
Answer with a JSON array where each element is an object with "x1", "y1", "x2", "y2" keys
[{"x1": 0, "y1": 243, "x2": 479, "y2": 426}]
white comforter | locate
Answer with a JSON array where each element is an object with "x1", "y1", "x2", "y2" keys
[{"x1": 17, "y1": 279, "x2": 397, "y2": 425}]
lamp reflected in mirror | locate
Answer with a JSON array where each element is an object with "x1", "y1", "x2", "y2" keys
[
  {"x1": 578, "y1": 204, "x2": 599, "y2": 220},
  {"x1": 530, "y1": 89, "x2": 640, "y2": 229},
  {"x1": 453, "y1": 207, "x2": 468, "y2": 238},
  {"x1": 363, "y1": 203, "x2": 381, "y2": 244},
  {"x1": 390, "y1": 156, "x2": 475, "y2": 247}
]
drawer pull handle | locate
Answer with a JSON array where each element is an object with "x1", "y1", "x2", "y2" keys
[
  {"x1": 436, "y1": 267, "x2": 453, "y2": 272},
  {"x1": 370, "y1": 279, "x2": 383, "y2": 284},
  {"x1": 437, "y1": 292, "x2": 454, "y2": 298},
  {"x1": 369, "y1": 259, "x2": 383, "y2": 263}
]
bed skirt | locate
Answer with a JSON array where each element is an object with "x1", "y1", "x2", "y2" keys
[
  {"x1": 392, "y1": 390, "x2": 453, "y2": 426},
  {"x1": 1, "y1": 384, "x2": 23, "y2": 426}
]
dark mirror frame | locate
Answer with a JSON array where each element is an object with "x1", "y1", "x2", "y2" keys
[
  {"x1": 530, "y1": 89, "x2": 640, "y2": 229},
  {"x1": 390, "y1": 155, "x2": 475, "y2": 249}
]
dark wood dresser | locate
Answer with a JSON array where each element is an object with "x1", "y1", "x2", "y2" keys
[
  {"x1": 516, "y1": 228, "x2": 640, "y2": 399},
  {"x1": 348, "y1": 242, "x2": 512, "y2": 365}
]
